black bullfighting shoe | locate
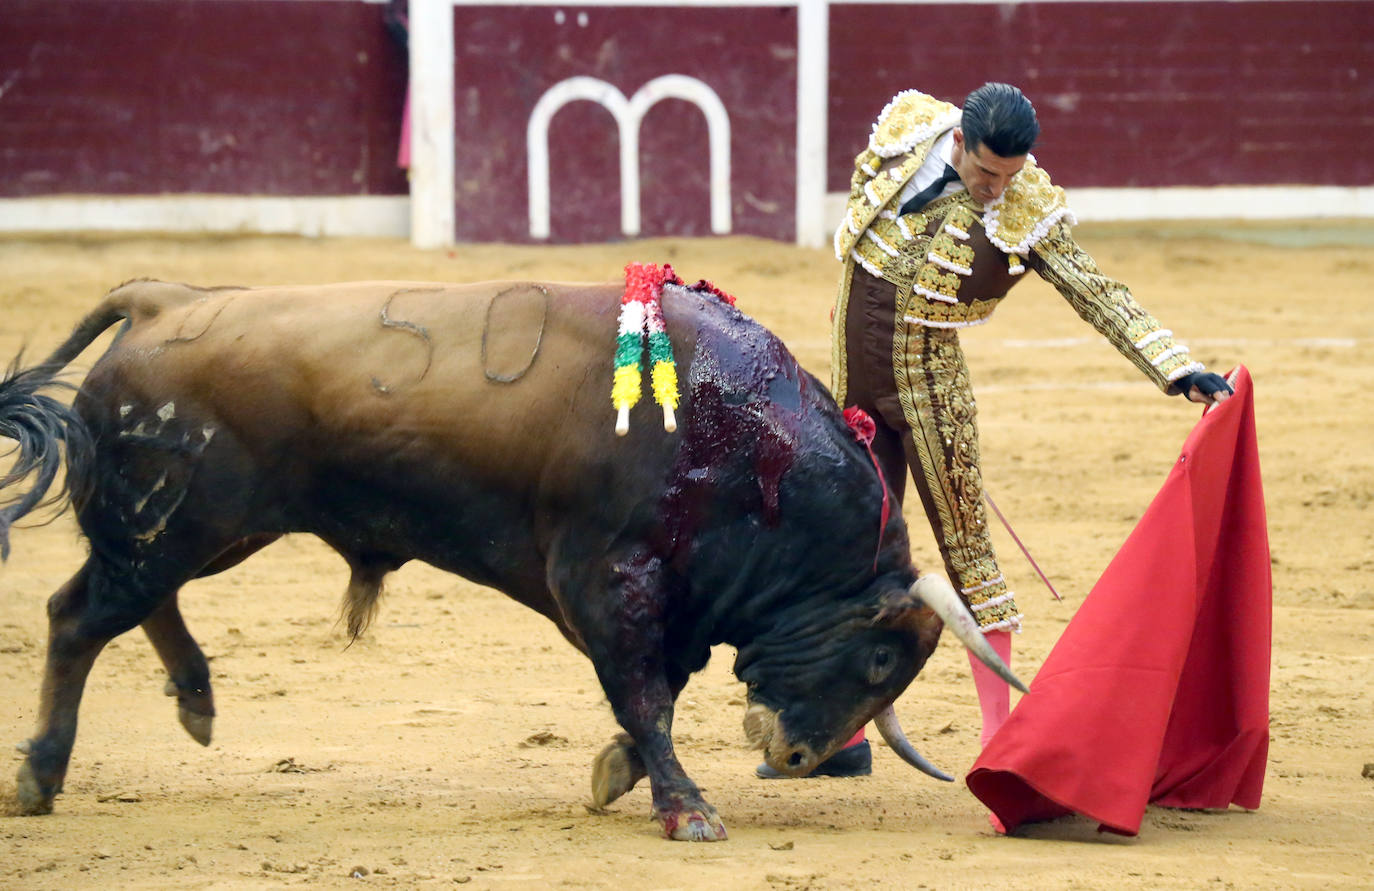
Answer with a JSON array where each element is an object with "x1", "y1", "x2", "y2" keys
[{"x1": 755, "y1": 740, "x2": 872, "y2": 779}]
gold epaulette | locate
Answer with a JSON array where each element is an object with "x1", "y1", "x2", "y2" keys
[
  {"x1": 868, "y1": 90, "x2": 961, "y2": 158},
  {"x1": 983, "y1": 157, "x2": 1077, "y2": 257},
  {"x1": 835, "y1": 93, "x2": 961, "y2": 262}
]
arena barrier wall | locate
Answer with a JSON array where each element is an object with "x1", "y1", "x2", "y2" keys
[{"x1": 1, "y1": 0, "x2": 1370, "y2": 244}]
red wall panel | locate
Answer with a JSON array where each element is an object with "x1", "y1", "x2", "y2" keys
[
  {"x1": 0, "y1": 0, "x2": 408, "y2": 197},
  {"x1": 3, "y1": 1, "x2": 1370, "y2": 241},
  {"x1": 828, "y1": 2, "x2": 1374, "y2": 191}
]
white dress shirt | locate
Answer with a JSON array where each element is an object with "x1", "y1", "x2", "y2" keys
[{"x1": 895, "y1": 129, "x2": 961, "y2": 209}]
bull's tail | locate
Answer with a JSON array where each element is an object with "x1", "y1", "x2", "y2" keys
[
  {"x1": 0, "y1": 359, "x2": 91, "y2": 558},
  {"x1": 0, "y1": 280, "x2": 154, "y2": 557}
]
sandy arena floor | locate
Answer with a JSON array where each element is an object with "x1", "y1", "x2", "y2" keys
[{"x1": 0, "y1": 224, "x2": 1370, "y2": 888}]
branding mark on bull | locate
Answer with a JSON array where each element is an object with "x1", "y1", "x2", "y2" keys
[{"x1": 371, "y1": 289, "x2": 437, "y2": 393}]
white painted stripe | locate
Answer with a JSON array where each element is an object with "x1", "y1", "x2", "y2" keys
[
  {"x1": 1069, "y1": 185, "x2": 1374, "y2": 223},
  {"x1": 974, "y1": 380, "x2": 1162, "y2": 394},
  {"x1": 824, "y1": 186, "x2": 1374, "y2": 239},
  {"x1": 0, "y1": 195, "x2": 410, "y2": 237},
  {"x1": 1288, "y1": 338, "x2": 1360, "y2": 348},
  {"x1": 794, "y1": 0, "x2": 829, "y2": 248},
  {"x1": 410, "y1": 0, "x2": 456, "y2": 248},
  {"x1": 4, "y1": 192, "x2": 1366, "y2": 243}
]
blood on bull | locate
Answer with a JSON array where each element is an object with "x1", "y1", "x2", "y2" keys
[{"x1": 0, "y1": 268, "x2": 1022, "y2": 841}]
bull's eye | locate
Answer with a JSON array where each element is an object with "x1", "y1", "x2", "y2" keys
[{"x1": 867, "y1": 646, "x2": 896, "y2": 685}]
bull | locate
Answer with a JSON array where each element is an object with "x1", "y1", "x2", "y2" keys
[{"x1": 0, "y1": 275, "x2": 1021, "y2": 840}]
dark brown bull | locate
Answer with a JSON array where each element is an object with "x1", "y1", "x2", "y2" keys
[{"x1": 0, "y1": 277, "x2": 1021, "y2": 840}]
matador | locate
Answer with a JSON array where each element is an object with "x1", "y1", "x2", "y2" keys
[{"x1": 759, "y1": 83, "x2": 1233, "y2": 781}]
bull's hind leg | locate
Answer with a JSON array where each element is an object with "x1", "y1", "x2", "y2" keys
[
  {"x1": 142, "y1": 594, "x2": 214, "y2": 746},
  {"x1": 141, "y1": 533, "x2": 283, "y2": 746},
  {"x1": 16, "y1": 558, "x2": 179, "y2": 814}
]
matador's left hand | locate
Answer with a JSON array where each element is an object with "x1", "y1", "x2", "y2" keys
[{"x1": 1175, "y1": 371, "x2": 1234, "y2": 405}]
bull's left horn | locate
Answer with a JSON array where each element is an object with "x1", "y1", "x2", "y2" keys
[
  {"x1": 874, "y1": 705, "x2": 952, "y2": 782},
  {"x1": 912, "y1": 574, "x2": 1028, "y2": 693}
]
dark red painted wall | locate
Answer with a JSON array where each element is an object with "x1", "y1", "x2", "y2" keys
[
  {"x1": 0, "y1": 0, "x2": 408, "y2": 197},
  {"x1": 451, "y1": 5, "x2": 798, "y2": 243},
  {"x1": 3, "y1": 1, "x2": 1370, "y2": 241},
  {"x1": 828, "y1": 2, "x2": 1374, "y2": 191}
]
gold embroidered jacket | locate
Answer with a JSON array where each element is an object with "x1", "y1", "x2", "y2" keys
[{"x1": 834, "y1": 90, "x2": 1204, "y2": 393}]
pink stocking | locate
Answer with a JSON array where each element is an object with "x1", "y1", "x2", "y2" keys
[
  {"x1": 966, "y1": 629, "x2": 1013, "y2": 748},
  {"x1": 843, "y1": 728, "x2": 866, "y2": 748}
]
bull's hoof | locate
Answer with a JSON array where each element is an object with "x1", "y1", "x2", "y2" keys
[
  {"x1": 591, "y1": 737, "x2": 645, "y2": 808},
  {"x1": 178, "y1": 707, "x2": 213, "y2": 746},
  {"x1": 15, "y1": 738, "x2": 31, "y2": 755},
  {"x1": 660, "y1": 806, "x2": 727, "y2": 842},
  {"x1": 14, "y1": 762, "x2": 54, "y2": 816}
]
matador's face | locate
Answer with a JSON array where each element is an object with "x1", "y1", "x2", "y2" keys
[{"x1": 951, "y1": 128, "x2": 1027, "y2": 205}]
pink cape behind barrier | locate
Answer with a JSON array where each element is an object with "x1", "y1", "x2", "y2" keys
[{"x1": 966, "y1": 366, "x2": 1270, "y2": 836}]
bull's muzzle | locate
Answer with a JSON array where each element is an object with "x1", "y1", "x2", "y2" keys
[
  {"x1": 744, "y1": 699, "x2": 948, "y2": 780},
  {"x1": 743, "y1": 702, "x2": 823, "y2": 776},
  {"x1": 741, "y1": 575, "x2": 1025, "y2": 784}
]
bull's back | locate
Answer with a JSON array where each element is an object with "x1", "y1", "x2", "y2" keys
[
  {"x1": 87, "y1": 279, "x2": 690, "y2": 499},
  {"x1": 71, "y1": 277, "x2": 859, "y2": 620}
]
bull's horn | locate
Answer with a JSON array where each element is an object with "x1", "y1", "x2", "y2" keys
[
  {"x1": 912, "y1": 575, "x2": 1028, "y2": 693},
  {"x1": 874, "y1": 705, "x2": 952, "y2": 782}
]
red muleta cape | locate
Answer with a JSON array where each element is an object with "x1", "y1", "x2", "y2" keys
[{"x1": 966, "y1": 366, "x2": 1270, "y2": 836}]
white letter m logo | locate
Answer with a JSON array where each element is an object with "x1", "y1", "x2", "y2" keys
[{"x1": 526, "y1": 75, "x2": 732, "y2": 239}]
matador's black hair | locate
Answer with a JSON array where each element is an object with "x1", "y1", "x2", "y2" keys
[{"x1": 961, "y1": 82, "x2": 1039, "y2": 158}]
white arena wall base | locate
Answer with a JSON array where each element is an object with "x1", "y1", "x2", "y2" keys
[
  {"x1": 1, "y1": 188, "x2": 1370, "y2": 242},
  {"x1": 0, "y1": 196, "x2": 411, "y2": 239}
]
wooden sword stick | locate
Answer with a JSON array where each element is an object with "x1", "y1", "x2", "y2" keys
[{"x1": 983, "y1": 489, "x2": 1062, "y2": 601}]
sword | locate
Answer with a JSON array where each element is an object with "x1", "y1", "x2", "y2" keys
[{"x1": 983, "y1": 489, "x2": 1062, "y2": 601}]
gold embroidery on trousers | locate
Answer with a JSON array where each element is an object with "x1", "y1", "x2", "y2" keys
[
  {"x1": 892, "y1": 318, "x2": 1021, "y2": 630},
  {"x1": 831, "y1": 260, "x2": 856, "y2": 404}
]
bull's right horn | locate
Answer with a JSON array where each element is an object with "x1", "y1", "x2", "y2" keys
[{"x1": 911, "y1": 575, "x2": 1028, "y2": 693}]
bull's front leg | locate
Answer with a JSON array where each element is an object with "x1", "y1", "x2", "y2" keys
[
  {"x1": 593, "y1": 661, "x2": 725, "y2": 841},
  {"x1": 581, "y1": 552, "x2": 726, "y2": 841}
]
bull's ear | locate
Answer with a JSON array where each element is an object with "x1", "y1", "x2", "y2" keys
[
  {"x1": 874, "y1": 591, "x2": 930, "y2": 630},
  {"x1": 875, "y1": 590, "x2": 943, "y2": 654}
]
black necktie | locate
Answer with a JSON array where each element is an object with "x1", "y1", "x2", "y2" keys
[{"x1": 898, "y1": 163, "x2": 960, "y2": 216}]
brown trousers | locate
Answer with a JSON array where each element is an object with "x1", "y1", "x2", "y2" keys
[{"x1": 834, "y1": 264, "x2": 1020, "y2": 630}]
